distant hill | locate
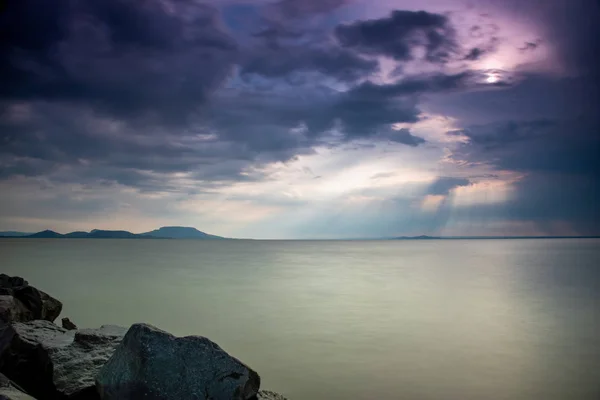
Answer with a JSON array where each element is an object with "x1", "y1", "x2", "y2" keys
[
  {"x1": 87, "y1": 230, "x2": 147, "y2": 239},
  {"x1": 391, "y1": 235, "x2": 441, "y2": 240},
  {"x1": 26, "y1": 230, "x2": 64, "y2": 238},
  {"x1": 9, "y1": 227, "x2": 224, "y2": 239},
  {"x1": 0, "y1": 231, "x2": 32, "y2": 237},
  {"x1": 143, "y1": 226, "x2": 224, "y2": 239},
  {"x1": 63, "y1": 231, "x2": 90, "y2": 238}
]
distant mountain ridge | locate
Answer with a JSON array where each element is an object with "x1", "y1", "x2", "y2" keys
[
  {"x1": 391, "y1": 235, "x2": 440, "y2": 240},
  {"x1": 1, "y1": 227, "x2": 224, "y2": 240},
  {"x1": 0, "y1": 231, "x2": 33, "y2": 237},
  {"x1": 26, "y1": 230, "x2": 64, "y2": 238},
  {"x1": 143, "y1": 226, "x2": 223, "y2": 239}
]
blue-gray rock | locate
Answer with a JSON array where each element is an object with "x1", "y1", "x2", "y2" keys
[
  {"x1": 39, "y1": 290, "x2": 62, "y2": 323},
  {"x1": 0, "y1": 320, "x2": 126, "y2": 399},
  {"x1": 96, "y1": 323, "x2": 260, "y2": 400},
  {"x1": 0, "y1": 275, "x2": 62, "y2": 323}
]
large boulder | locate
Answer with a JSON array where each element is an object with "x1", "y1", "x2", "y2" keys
[
  {"x1": 0, "y1": 373, "x2": 37, "y2": 400},
  {"x1": 96, "y1": 323, "x2": 261, "y2": 400},
  {"x1": 0, "y1": 320, "x2": 127, "y2": 399},
  {"x1": 0, "y1": 275, "x2": 62, "y2": 323}
]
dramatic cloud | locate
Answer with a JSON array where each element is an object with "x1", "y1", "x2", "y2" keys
[
  {"x1": 240, "y1": 45, "x2": 378, "y2": 82},
  {"x1": 335, "y1": 10, "x2": 457, "y2": 63},
  {"x1": 427, "y1": 177, "x2": 470, "y2": 195},
  {"x1": 449, "y1": 117, "x2": 600, "y2": 233},
  {"x1": 388, "y1": 129, "x2": 426, "y2": 146},
  {"x1": 266, "y1": 0, "x2": 350, "y2": 19},
  {"x1": 463, "y1": 47, "x2": 485, "y2": 61},
  {"x1": 0, "y1": 0, "x2": 236, "y2": 123},
  {"x1": 0, "y1": 0, "x2": 598, "y2": 236}
]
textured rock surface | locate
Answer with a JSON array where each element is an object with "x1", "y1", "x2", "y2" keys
[
  {"x1": 0, "y1": 373, "x2": 37, "y2": 400},
  {"x1": 0, "y1": 275, "x2": 62, "y2": 323},
  {"x1": 96, "y1": 323, "x2": 261, "y2": 400},
  {"x1": 39, "y1": 291, "x2": 62, "y2": 322},
  {"x1": 0, "y1": 296, "x2": 32, "y2": 323},
  {"x1": 255, "y1": 390, "x2": 288, "y2": 400},
  {"x1": 0, "y1": 320, "x2": 126, "y2": 399}
]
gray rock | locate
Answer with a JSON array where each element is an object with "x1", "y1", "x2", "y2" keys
[
  {"x1": 0, "y1": 275, "x2": 62, "y2": 323},
  {"x1": 0, "y1": 275, "x2": 27, "y2": 288},
  {"x1": 39, "y1": 291, "x2": 62, "y2": 322},
  {"x1": 62, "y1": 318, "x2": 78, "y2": 331},
  {"x1": 96, "y1": 323, "x2": 261, "y2": 400},
  {"x1": 0, "y1": 296, "x2": 32, "y2": 323},
  {"x1": 0, "y1": 320, "x2": 126, "y2": 399},
  {"x1": 256, "y1": 390, "x2": 289, "y2": 400},
  {"x1": 0, "y1": 373, "x2": 37, "y2": 400},
  {"x1": 0, "y1": 321, "x2": 16, "y2": 357}
]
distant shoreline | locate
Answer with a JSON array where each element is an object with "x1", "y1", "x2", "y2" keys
[{"x1": 0, "y1": 235, "x2": 598, "y2": 240}]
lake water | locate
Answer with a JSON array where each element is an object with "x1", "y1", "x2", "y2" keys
[{"x1": 1, "y1": 238, "x2": 599, "y2": 399}]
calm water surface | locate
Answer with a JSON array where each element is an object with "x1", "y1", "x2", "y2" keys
[{"x1": 2, "y1": 239, "x2": 599, "y2": 400}]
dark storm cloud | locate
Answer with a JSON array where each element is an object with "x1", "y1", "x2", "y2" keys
[
  {"x1": 319, "y1": 71, "x2": 475, "y2": 137},
  {"x1": 0, "y1": 103, "x2": 267, "y2": 190},
  {"x1": 0, "y1": 63, "x2": 479, "y2": 190},
  {"x1": 451, "y1": 117, "x2": 600, "y2": 233},
  {"x1": 202, "y1": 71, "x2": 476, "y2": 151},
  {"x1": 453, "y1": 120, "x2": 554, "y2": 150},
  {"x1": 240, "y1": 45, "x2": 379, "y2": 82},
  {"x1": 335, "y1": 10, "x2": 457, "y2": 63},
  {"x1": 534, "y1": 0, "x2": 600, "y2": 77},
  {"x1": 455, "y1": 118, "x2": 600, "y2": 176},
  {"x1": 267, "y1": 0, "x2": 350, "y2": 19},
  {"x1": 0, "y1": 0, "x2": 532, "y2": 198},
  {"x1": 427, "y1": 73, "x2": 600, "y2": 126},
  {"x1": 256, "y1": 72, "x2": 474, "y2": 140},
  {"x1": 431, "y1": 0, "x2": 600, "y2": 235},
  {"x1": 348, "y1": 72, "x2": 474, "y2": 98},
  {"x1": 388, "y1": 129, "x2": 426, "y2": 146},
  {"x1": 519, "y1": 40, "x2": 541, "y2": 52},
  {"x1": 427, "y1": 177, "x2": 470, "y2": 195},
  {"x1": 240, "y1": 0, "x2": 378, "y2": 83},
  {"x1": 0, "y1": 0, "x2": 236, "y2": 123},
  {"x1": 463, "y1": 47, "x2": 485, "y2": 61}
]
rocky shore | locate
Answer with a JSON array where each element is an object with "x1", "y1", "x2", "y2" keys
[{"x1": 0, "y1": 274, "x2": 287, "y2": 400}]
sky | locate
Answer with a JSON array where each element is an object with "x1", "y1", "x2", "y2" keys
[{"x1": 0, "y1": 0, "x2": 599, "y2": 238}]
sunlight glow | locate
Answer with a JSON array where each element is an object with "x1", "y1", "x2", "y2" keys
[
  {"x1": 453, "y1": 180, "x2": 513, "y2": 206},
  {"x1": 486, "y1": 74, "x2": 499, "y2": 84}
]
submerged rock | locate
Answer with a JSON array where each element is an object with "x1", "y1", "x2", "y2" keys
[
  {"x1": 61, "y1": 318, "x2": 78, "y2": 331},
  {"x1": 96, "y1": 323, "x2": 261, "y2": 400},
  {"x1": 0, "y1": 275, "x2": 62, "y2": 323},
  {"x1": 0, "y1": 320, "x2": 126, "y2": 399},
  {"x1": 0, "y1": 373, "x2": 37, "y2": 400}
]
